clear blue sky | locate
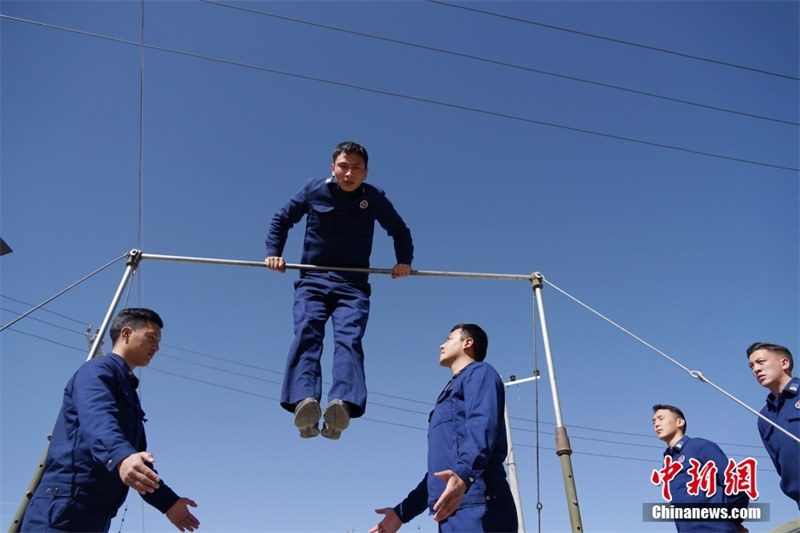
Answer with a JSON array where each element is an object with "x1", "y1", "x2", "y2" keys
[{"x1": 1, "y1": 1, "x2": 798, "y2": 532}]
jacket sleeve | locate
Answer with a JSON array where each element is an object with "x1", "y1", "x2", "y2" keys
[
  {"x1": 703, "y1": 440, "x2": 750, "y2": 522},
  {"x1": 375, "y1": 193, "x2": 413, "y2": 265},
  {"x1": 71, "y1": 362, "x2": 138, "y2": 472},
  {"x1": 393, "y1": 474, "x2": 429, "y2": 523},
  {"x1": 265, "y1": 180, "x2": 312, "y2": 257},
  {"x1": 142, "y1": 478, "x2": 181, "y2": 514},
  {"x1": 453, "y1": 366, "x2": 503, "y2": 491}
]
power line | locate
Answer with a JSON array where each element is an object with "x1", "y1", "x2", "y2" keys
[
  {"x1": 0, "y1": 292, "x2": 778, "y2": 451},
  {"x1": 1, "y1": 14, "x2": 796, "y2": 173},
  {"x1": 427, "y1": 0, "x2": 800, "y2": 81},
  {"x1": 198, "y1": 0, "x2": 798, "y2": 127}
]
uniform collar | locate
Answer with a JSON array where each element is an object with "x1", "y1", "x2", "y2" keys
[
  {"x1": 766, "y1": 376, "x2": 800, "y2": 405},
  {"x1": 664, "y1": 435, "x2": 690, "y2": 456},
  {"x1": 782, "y1": 376, "x2": 800, "y2": 397},
  {"x1": 107, "y1": 352, "x2": 140, "y2": 390}
]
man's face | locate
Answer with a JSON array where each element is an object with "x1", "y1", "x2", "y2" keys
[
  {"x1": 123, "y1": 322, "x2": 162, "y2": 368},
  {"x1": 748, "y1": 348, "x2": 790, "y2": 392},
  {"x1": 653, "y1": 409, "x2": 683, "y2": 444},
  {"x1": 439, "y1": 329, "x2": 465, "y2": 368},
  {"x1": 331, "y1": 152, "x2": 368, "y2": 193}
]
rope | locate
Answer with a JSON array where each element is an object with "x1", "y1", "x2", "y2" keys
[
  {"x1": 0, "y1": 254, "x2": 127, "y2": 332},
  {"x1": 542, "y1": 276, "x2": 800, "y2": 445}
]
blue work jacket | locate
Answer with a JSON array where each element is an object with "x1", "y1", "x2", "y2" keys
[
  {"x1": 33, "y1": 353, "x2": 178, "y2": 515},
  {"x1": 663, "y1": 436, "x2": 749, "y2": 532},
  {"x1": 265, "y1": 177, "x2": 413, "y2": 283},
  {"x1": 395, "y1": 362, "x2": 511, "y2": 521},
  {"x1": 758, "y1": 376, "x2": 800, "y2": 509}
]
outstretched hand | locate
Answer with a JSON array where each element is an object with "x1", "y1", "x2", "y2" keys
[
  {"x1": 166, "y1": 498, "x2": 200, "y2": 532},
  {"x1": 369, "y1": 507, "x2": 402, "y2": 533},
  {"x1": 432, "y1": 470, "x2": 467, "y2": 521}
]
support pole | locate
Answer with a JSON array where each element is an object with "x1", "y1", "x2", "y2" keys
[
  {"x1": 505, "y1": 375, "x2": 539, "y2": 533},
  {"x1": 8, "y1": 250, "x2": 142, "y2": 532},
  {"x1": 531, "y1": 273, "x2": 583, "y2": 533}
]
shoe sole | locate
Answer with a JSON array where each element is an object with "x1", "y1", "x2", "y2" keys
[
  {"x1": 321, "y1": 401, "x2": 350, "y2": 440},
  {"x1": 294, "y1": 399, "x2": 321, "y2": 438}
]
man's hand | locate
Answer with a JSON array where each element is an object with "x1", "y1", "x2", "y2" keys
[
  {"x1": 391, "y1": 263, "x2": 411, "y2": 279},
  {"x1": 368, "y1": 508, "x2": 402, "y2": 533},
  {"x1": 166, "y1": 498, "x2": 200, "y2": 532},
  {"x1": 432, "y1": 470, "x2": 467, "y2": 521},
  {"x1": 264, "y1": 256, "x2": 286, "y2": 273},
  {"x1": 117, "y1": 452, "x2": 160, "y2": 494}
]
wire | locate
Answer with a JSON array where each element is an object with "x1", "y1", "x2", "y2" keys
[
  {"x1": 542, "y1": 275, "x2": 800, "y2": 446},
  {"x1": 0, "y1": 14, "x2": 796, "y2": 173},
  {"x1": 198, "y1": 0, "x2": 797, "y2": 127},
  {"x1": 0, "y1": 292, "x2": 778, "y2": 456},
  {"x1": 0, "y1": 254, "x2": 127, "y2": 332},
  {"x1": 426, "y1": 0, "x2": 800, "y2": 81}
]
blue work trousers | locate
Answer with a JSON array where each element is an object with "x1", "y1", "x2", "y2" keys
[
  {"x1": 437, "y1": 492, "x2": 518, "y2": 533},
  {"x1": 21, "y1": 495, "x2": 114, "y2": 532},
  {"x1": 280, "y1": 277, "x2": 370, "y2": 418}
]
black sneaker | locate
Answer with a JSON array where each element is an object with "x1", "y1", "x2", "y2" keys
[
  {"x1": 321, "y1": 399, "x2": 350, "y2": 440},
  {"x1": 293, "y1": 397, "x2": 321, "y2": 438}
]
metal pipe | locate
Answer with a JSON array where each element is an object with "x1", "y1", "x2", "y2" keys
[
  {"x1": 8, "y1": 251, "x2": 141, "y2": 531},
  {"x1": 504, "y1": 402, "x2": 526, "y2": 533},
  {"x1": 504, "y1": 374, "x2": 540, "y2": 533},
  {"x1": 138, "y1": 252, "x2": 534, "y2": 282},
  {"x1": 532, "y1": 274, "x2": 583, "y2": 532}
]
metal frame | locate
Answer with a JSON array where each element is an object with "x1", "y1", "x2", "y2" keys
[{"x1": 10, "y1": 249, "x2": 584, "y2": 533}]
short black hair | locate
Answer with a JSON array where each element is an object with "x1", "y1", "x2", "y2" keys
[
  {"x1": 746, "y1": 342, "x2": 794, "y2": 373},
  {"x1": 332, "y1": 141, "x2": 369, "y2": 168},
  {"x1": 110, "y1": 308, "x2": 163, "y2": 343},
  {"x1": 652, "y1": 404, "x2": 687, "y2": 433},
  {"x1": 451, "y1": 323, "x2": 488, "y2": 362}
]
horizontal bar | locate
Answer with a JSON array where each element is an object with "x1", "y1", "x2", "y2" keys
[
  {"x1": 504, "y1": 375, "x2": 541, "y2": 387},
  {"x1": 138, "y1": 252, "x2": 536, "y2": 282}
]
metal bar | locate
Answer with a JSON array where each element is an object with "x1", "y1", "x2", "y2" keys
[
  {"x1": 503, "y1": 374, "x2": 540, "y2": 533},
  {"x1": 9, "y1": 252, "x2": 141, "y2": 531},
  {"x1": 0, "y1": 254, "x2": 127, "y2": 333},
  {"x1": 138, "y1": 252, "x2": 535, "y2": 282},
  {"x1": 532, "y1": 275, "x2": 583, "y2": 532},
  {"x1": 504, "y1": 375, "x2": 541, "y2": 387},
  {"x1": 504, "y1": 403, "x2": 526, "y2": 533}
]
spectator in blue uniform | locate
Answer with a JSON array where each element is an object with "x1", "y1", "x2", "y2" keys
[
  {"x1": 652, "y1": 404, "x2": 749, "y2": 532},
  {"x1": 20, "y1": 308, "x2": 199, "y2": 532},
  {"x1": 746, "y1": 342, "x2": 800, "y2": 509},
  {"x1": 265, "y1": 141, "x2": 413, "y2": 439},
  {"x1": 369, "y1": 324, "x2": 517, "y2": 533}
]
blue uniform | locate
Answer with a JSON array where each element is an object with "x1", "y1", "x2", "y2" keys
[
  {"x1": 21, "y1": 354, "x2": 179, "y2": 532},
  {"x1": 662, "y1": 436, "x2": 749, "y2": 532},
  {"x1": 393, "y1": 362, "x2": 517, "y2": 532},
  {"x1": 758, "y1": 376, "x2": 800, "y2": 509},
  {"x1": 266, "y1": 177, "x2": 413, "y2": 417}
]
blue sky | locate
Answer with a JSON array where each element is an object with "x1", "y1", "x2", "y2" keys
[{"x1": 1, "y1": 1, "x2": 798, "y2": 532}]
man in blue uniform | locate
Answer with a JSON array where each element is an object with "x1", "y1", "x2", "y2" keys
[
  {"x1": 265, "y1": 141, "x2": 413, "y2": 440},
  {"x1": 746, "y1": 342, "x2": 800, "y2": 509},
  {"x1": 652, "y1": 404, "x2": 748, "y2": 532},
  {"x1": 369, "y1": 324, "x2": 517, "y2": 533},
  {"x1": 20, "y1": 308, "x2": 199, "y2": 532}
]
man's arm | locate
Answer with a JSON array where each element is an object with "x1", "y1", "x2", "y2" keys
[{"x1": 265, "y1": 180, "x2": 312, "y2": 258}]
